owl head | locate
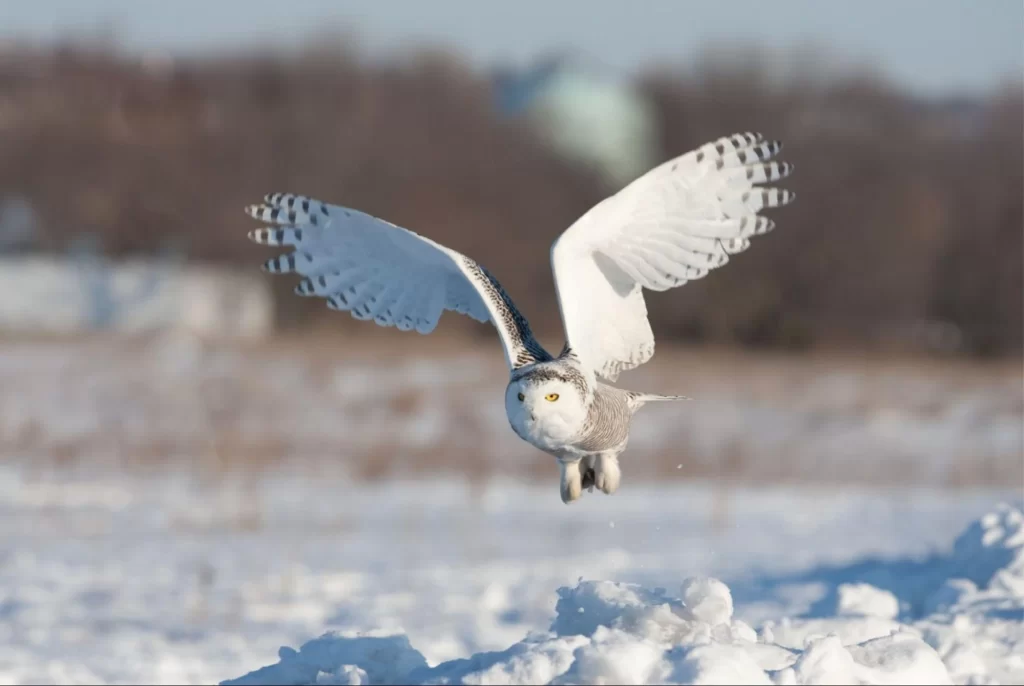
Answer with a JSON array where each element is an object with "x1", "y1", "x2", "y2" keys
[{"x1": 504, "y1": 363, "x2": 589, "y2": 448}]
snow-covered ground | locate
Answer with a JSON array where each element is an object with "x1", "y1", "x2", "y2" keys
[
  {"x1": 1, "y1": 334, "x2": 1020, "y2": 683},
  {"x1": 1, "y1": 465, "x2": 1020, "y2": 685}
]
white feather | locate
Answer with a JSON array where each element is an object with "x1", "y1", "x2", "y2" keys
[
  {"x1": 246, "y1": 132, "x2": 795, "y2": 383},
  {"x1": 550, "y1": 132, "x2": 795, "y2": 381},
  {"x1": 246, "y1": 196, "x2": 547, "y2": 370}
]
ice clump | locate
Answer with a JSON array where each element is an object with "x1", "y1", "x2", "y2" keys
[
  {"x1": 225, "y1": 504, "x2": 1024, "y2": 685},
  {"x1": 225, "y1": 578, "x2": 945, "y2": 685},
  {"x1": 835, "y1": 583, "x2": 900, "y2": 619}
]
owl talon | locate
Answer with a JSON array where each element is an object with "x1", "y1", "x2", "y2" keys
[{"x1": 581, "y1": 466, "x2": 596, "y2": 490}]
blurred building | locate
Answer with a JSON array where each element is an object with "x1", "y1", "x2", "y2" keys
[{"x1": 492, "y1": 56, "x2": 660, "y2": 189}]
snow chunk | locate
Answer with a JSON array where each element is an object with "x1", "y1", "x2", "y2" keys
[
  {"x1": 680, "y1": 577, "x2": 733, "y2": 625},
  {"x1": 948, "y1": 502, "x2": 1024, "y2": 594},
  {"x1": 221, "y1": 632, "x2": 428, "y2": 686},
  {"x1": 557, "y1": 626, "x2": 670, "y2": 685},
  {"x1": 313, "y1": 665, "x2": 368, "y2": 685},
  {"x1": 423, "y1": 633, "x2": 588, "y2": 685},
  {"x1": 849, "y1": 631, "x2": 953, "y2": 685},
  {"x1": 836, "y1": 583, "x2": 900, "y2": 619},
  {"x1": 550, "y1": 580, "x2": 674, "y2": 638},
  {"x1": 667, "y1": 643, "x2": 772, "y2": 685},
  {"x1": 777, "y1": 634, "x2": 858, "y2": 685},
  {"x1": 774, "y1": 632, "x2": 952, "y2": 686}
]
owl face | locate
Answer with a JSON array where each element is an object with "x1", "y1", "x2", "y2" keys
[{"x1": 505, "y1": 371, "x2": 587, "y2": 451}]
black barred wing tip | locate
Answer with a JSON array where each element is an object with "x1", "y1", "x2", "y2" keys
[{"x1": 247, "y1": 227, "x2": 304, "y2": 246}]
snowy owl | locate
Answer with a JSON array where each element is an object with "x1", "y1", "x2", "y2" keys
[{"x1": 245, "y1": 132, "x2": 795, "y2": 504}]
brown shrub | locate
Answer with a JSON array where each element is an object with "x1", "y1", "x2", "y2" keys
[{"x1": 0, "y1": 40, "x2": 1019, "y2": 355}]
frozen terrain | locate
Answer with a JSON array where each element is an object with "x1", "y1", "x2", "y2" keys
[
  {"x1": 1, "y1": 334, "x2": 1020, "y2": 684},
  {"x1": 226, "y1": 501, "x2": 1024, "y2": 685},
  {"x1": 1, "y1": 334, "x2": 1019, "y2": 486},
  {"x1": 1, "y1": 464, "x2": 1020, "y2": 685}
]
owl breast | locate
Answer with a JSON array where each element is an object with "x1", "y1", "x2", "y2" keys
[{"x1": 508, "y1": 410, "x2": 581, "y2": 454}]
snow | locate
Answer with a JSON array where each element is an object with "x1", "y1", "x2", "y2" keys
[
  {"x1": 0, "y1": 321, "x2": 1019, "y2": 686},
  {"x1": 1, "y1": 462, "x2": 1020, "y2": 685},
  {"x1": 226, "y1": 554, "x2": 1012, "y2": 686},
  {"x1": 220, "y1": 501, "x2": 1023, "y2": 685},
  {"x1": 834, "y1": 583, "x2": 900, "y2": 619}
]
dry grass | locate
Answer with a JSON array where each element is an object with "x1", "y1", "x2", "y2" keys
[{"x1": 1, "y1": 330, "x2": 1020, "y2": 489}]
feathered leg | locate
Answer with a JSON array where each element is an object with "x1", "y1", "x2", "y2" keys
[
  {"x1": 559, "y1": 459, "x2": 583, "y2": 504},
  {"x1": 593, "y1": 453, "x2": 622, "y2": 495}
]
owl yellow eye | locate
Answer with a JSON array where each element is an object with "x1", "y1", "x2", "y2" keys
[
  {"x1": 517, "y1": 392, "x2": 525, "y2": 402},
  {"x1": 545, "y1": 393, "x2": 560, "y2": 402}
]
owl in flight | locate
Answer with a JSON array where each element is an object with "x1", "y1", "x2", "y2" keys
[{"x1": 246, "y1": 132, "x2": 795, "y2": 504}]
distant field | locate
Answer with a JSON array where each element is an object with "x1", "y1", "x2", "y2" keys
[{"x1": 0, "y1": 331, "x2": 1020, "y2": 488}]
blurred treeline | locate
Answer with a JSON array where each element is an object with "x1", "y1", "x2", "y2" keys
[{"x1": 0, "y1": 40, "x2": 1020, "y2": 356}]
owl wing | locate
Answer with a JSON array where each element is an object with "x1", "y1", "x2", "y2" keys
[
  {"x1": 246, "y1": 195, "x2": 551, "y2": 370},
  {"x1": 550, "y1": 132, "x2": 796, "y2": 381}
]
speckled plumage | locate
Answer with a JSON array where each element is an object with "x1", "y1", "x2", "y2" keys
[
  {"x1": 246, "y1": 132, "x2": 795, "y2": 504},
  {"x1": 508, "y1": 357, "x2": 686, "y2": 502},
  {"x1": 574, "y1": 383, "x2": 635, "y2": 453},
  {"x1": 462, "y1": 260, "x2": 552, "y2": 369}
]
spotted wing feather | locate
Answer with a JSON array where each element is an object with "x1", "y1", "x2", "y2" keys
[{"x1": 246, "y1": 194, "x2": 550, "y2": 369}]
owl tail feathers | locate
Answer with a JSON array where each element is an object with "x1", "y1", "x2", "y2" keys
[{"x1": 625, "y1": 391, "x2": 692, "y2": 412}]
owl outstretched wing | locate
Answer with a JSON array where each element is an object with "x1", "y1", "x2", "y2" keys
[
  {"x1": 245, "y1": 196, "x2": 551, "y2": 370},
  {"x1": 550, "y1": 132, "x2": 796, "y2": 381}
]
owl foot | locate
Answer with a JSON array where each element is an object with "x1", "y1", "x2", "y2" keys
[
  {"x1": 594, "y1": 454, "x2": 621, "y2": 495},
  {"x1": 559, "y1": 459, "x2": 583, "y2": 504}
]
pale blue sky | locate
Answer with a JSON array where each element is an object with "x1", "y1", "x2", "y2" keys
[{"x1": 4, "y1": 0, "x2": 1022, "y2": 96}]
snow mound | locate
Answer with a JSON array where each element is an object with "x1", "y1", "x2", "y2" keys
[
  {"x1": 224, "y1": 632, "x2": 428, "y2": 686},
  {"x1": 946, "y1": 502, "x2": 1024, "y2": 597},
  {"x1": 915, "y1": 503, "x2": 1024, "y2": 686},
  {"x1": 224, "y1": 580, "x2": 939, "y2": 685},
  {"x1": 225, "y1": 505, "x2": 1024, "y2": 685}
]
